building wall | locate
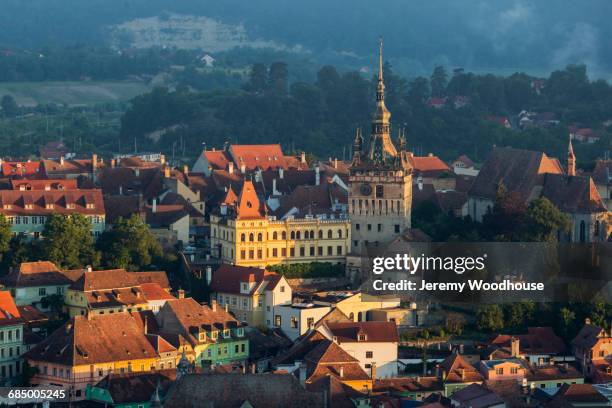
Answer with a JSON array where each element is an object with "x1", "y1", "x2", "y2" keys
[
  {"x1": 275, "y1": 305, "x2": 331, "y2": 341},
  {"x1": 11, "y1": 284, "x2": 69, "y2": 307},
  {"x1": 0, "y1": 323, "x2": 25, "y2": 385},
  {"x1": 336, "y1": 294, "x2": 400, "y2": 322},
  {"x1": 467, "y1": 197, "x2": 494, "y2": 223},
  {"x1": 171, "y1": 215, "x2": 190, "y2": 244},
  {"x1": 479, "y1": 361, "x2": 525, "y2": 381},
  {"x1": 210, "y1": 216, "x2": 350, "y2": 268},
  {"x1": 565, "y1": 212, "x2": 608, "y2": 243},
  {"x1": 348, "y1": 171, "x2": 412, "y2": 252},
  {"x1": 3, "y1": 214, "x2": 105, "y2": 240},
  {"x1": 337, "y1": 341, "x2": 398, "y2": 378}
]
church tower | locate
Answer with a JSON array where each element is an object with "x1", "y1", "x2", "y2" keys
[
  {"x1": 348, "y1": 40, "x2": 413, "y2": 254},
  {"x1": 567, "y1": 136, "x2": 576, "y2": 176}
]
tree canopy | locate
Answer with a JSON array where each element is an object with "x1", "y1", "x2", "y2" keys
[{"x1": 40, "y1": 214, "x2": 99, "y2": 269}]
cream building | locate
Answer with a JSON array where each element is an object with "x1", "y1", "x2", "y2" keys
[{"x1": 210, "y1": 179, "x2": 351, "y2": 268}]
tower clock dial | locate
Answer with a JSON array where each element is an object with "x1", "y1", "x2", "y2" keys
[{"x1": 360, "y1": 183, "x2": 372, "y2": 196}]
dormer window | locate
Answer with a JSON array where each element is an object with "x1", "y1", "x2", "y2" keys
[
  {"x1": 358, "y1": 334, "x2": 367, "y2": 341},
  {"x1": 211, "y1": 331, "x2": 218, "y2": 340},
  {"x1": 86, "y1": 203, "x2": 95, "y2": 209},
  {"x1": 223, "y1": 329, "x2": 230, "y2": 338},
  {"x1": 25, "y1": 204, "x2": 33, "y2": 210},
  {"x1": 199, "y1": 332, "x2": 207, "y2": 341},
  {"x1": 3, "y1": 204, "x2": 11, "y2": 210},
  {"x1": 45, "y1": 204, "x2": 54, "y2": 210},
  {"x1": 237, "y1": 328, "x2": 244, "y2": 337},
  {"x1": 67, "y1": 203, "x2": 75, "y2": 209}
]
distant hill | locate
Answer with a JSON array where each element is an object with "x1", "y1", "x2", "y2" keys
[{"x1": 1, "y1": 0, "x2": 612, "y2": 77}]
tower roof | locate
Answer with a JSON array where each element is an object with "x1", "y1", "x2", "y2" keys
[{"x1": 237, "y1": 179, "x2": 266, "y2": 219}]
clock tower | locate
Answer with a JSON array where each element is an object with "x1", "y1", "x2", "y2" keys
[{"x1": 348, "y1": 40, "x2": 413, "y2": 254}]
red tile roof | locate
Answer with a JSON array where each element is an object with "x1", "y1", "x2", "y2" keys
[
  {"x1": 140, "y1": 282, "x2": 176, "y2": 301},
  {"x1": 1, "y1": 261, "x2": 83, "y2": 288},
  {"x1": 203, "y1": 150, "x2": 232, "y2": 171},
  {"x1": 10, "y1": 179, "x2": 78, "y2": 191},
  {"x1": 71, "y1": 269, "x2": 169, "y2": 292},
  {"x1": 236, "y1": 179, "x2": 266, "y2": 219},
  {"x1": 0, "y1": 189, "x2": 105, "y2": 216},
  {"x1": 439, "y1": 352, "x2": 483, "y2": 383},
  {"x1": 1, "y1": 161, "x2": 44, "y2": 178},
  {"x1": 0, "y1": 291, "x2": 21, "y2": 322},
  {"x1": 409, "y1": 155, "x2": 451, "y2": 175},
  {"x1": 488, "y1": 327, "x2": 567, "y2": 355},
  {"x1": 210, "y1": 264, "x2": 282, "y2": 295},
  {"x1": 325, "y1": 321, "x2": 399, "y2": 343}
]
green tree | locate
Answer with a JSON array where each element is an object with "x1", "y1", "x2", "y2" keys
[
  {"x1": 430, "y1": 66, "x2": 448, "y2": 97},
  {"x1": 245, "y1": 63, "x2": 267, "y2": 93},
  {"x1": 268, "y1": 62, "x2": 288, "y2": 95},
  {"x1": 407, "y1": 77, "x2": 430, "y2": 105},
  {"x1": 97, "y1": 214, "x2": 162, "y2": 271},
  {"x1": 41, "y1": 214, "x2": 99, "y2": 269},
  {"x1": 0, "y1": 214, "x2": 11, "y2": 256},
  {"x1": 520, "y1": 197, "x2": 571, "y2": 242},
  {"x1": 558, "y1": 307, "x2": 576, "y2": 339},
  {"x1": 1, "y1": 95, "x2": 18, "y2": 118},
  {"x1": 476, "y1": 304, "x2": 505, "y2": 332}
]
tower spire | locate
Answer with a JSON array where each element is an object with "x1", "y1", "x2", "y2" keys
[
  {"x1": 369, "y1": 38, "x2": 396, "y2": 163},
  {"x1": 376, "y1": 37, "x2": 385, "y2": 101},
  {"x1": 568, "y1": 135, "x2": 576, "y2": 176}
]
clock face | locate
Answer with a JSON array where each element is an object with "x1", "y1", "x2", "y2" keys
[{"x1": 360, "y1": 183, "x2": 372, "y2": 196}]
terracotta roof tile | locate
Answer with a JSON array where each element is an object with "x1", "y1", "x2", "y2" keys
[
  {"x1": 210, "y1": 264, "x2": 281, "y2": 295},
  {"x1": 440, "y1": 352, "x2": 483, "y2": 383},
  {"x1": 325, "y1": 321, "x2": 399, "y2": 343},
  {"x1": 0, "y1": 189, "x2": 105, "y2": 216},
  {"x1": 541, "y1": 174, "x2": 606, "y2": 213},
  {"x1": 1, "y1": 261, "x2": 83, "y2": 288},
  {"x1": 0, "y1": 291, "x2": 21, "y2": 323}
]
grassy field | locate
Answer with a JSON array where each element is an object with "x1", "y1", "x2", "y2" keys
[{"x1": 0, "y1": 81, "x2": 151, "y2": 106}]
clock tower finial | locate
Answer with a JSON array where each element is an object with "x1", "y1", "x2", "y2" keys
[{"x1": 369, "y1": 38, "x2": 396, "y2": 163}]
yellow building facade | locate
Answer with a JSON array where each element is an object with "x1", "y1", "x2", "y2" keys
[{"x1": 210, "y1": 180, "x2": 351, "y2": 268}]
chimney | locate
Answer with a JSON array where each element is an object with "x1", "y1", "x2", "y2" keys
[
  {"x1": 315, "y1": 166, "x2": 320, "y2": 186},
  {"x1": 119, "y1": 185, "x2": 123, "y2": 195},
  {"x1": 144, "y1": 316, "x2": 148, "y2": 334},
  {"x1": 370, "y1": 362, "x2": 377, "y2": 382},
  {"x1": 160, "y1": 154, "x2": 166, "y2": 165},
  {"x1": 164, "y1": 166, "x2": 170, "y2": 178},
  {"x1": 206, "y1": 266, "x2": 212, "y2": 285},
  {"x1": 177, "y1": 289, "x2": 185, "y2": 299},
  {"x1": 92, "y1": 153, "x2": 97, "y2": 170},
  {"x1": 298, "y1": 361, "x2": 307, "y2": 385},
  {"x1": 339, "y1": 366, "x2": 344, "y2": 378},
  {"x1": 511, "y1": 337, "x2": 520, "y2": 358},
  {"x1": 228, "y1": 162, "x2": 234, "y2": 174},
  {"x1": 134, "y1": 168, "x2": 140, "y2": 177},
  {"x1": 224, "y1": 304, "x2": 229, "y2": 312},
  {"x1": 417, "y1": 175, "x2": 423, "y2": 190},
  {"x1": 255, "y1": 168, "x2": 262, "y2": 182},
  {"x1": 334, "y1": 158, "x2": 338, "y2": 169},
  {"x1": 585, "y1": 317, "x2": 591, "y2": 325},
  {"x1": 111, "y1": 158, "x2": 116, "y2": 168},
  {"x1": 460, "y1": 344, "x2": 464, "y2": 354},
  {"x1": 183, "y1": 164, "x2": 189, "y2": 175},
  {"x1": 460, "y1": 368, "x2": 465, "y2": 381},
  {"x1": 240, "y1": 164, "x2": 246, "y2": 174},
  {"x1": 279, "y1": 168, "x2": 284, "y2": 179},
  {"x1": 300, "y1": 151, "x2": 306, "y2": 164},
  {"x1": 251, "y1": 363, "x2": 257, "y2": 374},
  {"x1": 152, "y1": 198, "x2": 157, "y2": 213},
  {"x1": 60, "y1": 156, "x2": 65, "y2": 166},
  {"x1": 86, "y1": 265, "x2": 93, "y2": 272},
  {"x1": 272, "y1": 178, "x2": 279, "y2": 195},
  {"x1": 211, "y1": 299, "x2": 218, "y2": 312}
]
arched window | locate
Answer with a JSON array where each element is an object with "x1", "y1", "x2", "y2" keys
[
  {"x1": 257, "y1": 233, "x2": 263, "y2": 242},
  {"x1": 240, "y1": 233, "x2": 246, "y2": 242},
  {"x1": 273, "y1": 231, "x2": 278, "y2": 240},
  {"x1": 282, "y1": 231, "x2": 287, "y2": 240},
  {"x1": 249, "y1": 233, "x2": 254, "y2": 242},
  {"x1": 349, "y1": 312, "x2": 354, "y2": 321},
  {"x1": 327, "y1": 230, "x2": 332, "y2": 239},
  {"x1": 310, "y1": 230, "x2": 315, "y2": 239},
  {"x1": 580, "y1": 221, "x2": 586, "y2": 243},
  {"x1": 290, "y1": 231, "x2": 295, "y2": 240},
  {"x1": 337, "y1": 229, "x2": 342, "y2": 238},
  {"x1": 318, "y1": 230, "x2": 323, "y2": 239},
  {"x1": 594, "y1": 221, "x2": 600, "y2": 237},
  {"x1": 296, "y1": 231, "x2": 301, "y2": 240},
  {"x1": 357, "y1": 312, "x2": 363, "y2": 322}
]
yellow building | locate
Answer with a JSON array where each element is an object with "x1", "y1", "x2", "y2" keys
[
  {"x1": 308, "y1": 291, "x2": 401, "y2": 323},
  {"x1": 210, "y1": 180, "x2": 351, "y2": 268},
  {"x1": 25, "y1": 312, "x2": 172, "y2": 400},
  {"x1": 64, "y1": 268, "x2": 170, "y2": 317}
]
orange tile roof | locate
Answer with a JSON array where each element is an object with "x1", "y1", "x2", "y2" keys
[
  {"x1": 210, "y1": 264, "x2": 281, "y2": 295},
  {"x1": 230, "y1": 144, "x2": 285, "y2": 171},
  {"x1": 236, "y1": 180, "x2": 266, "y2": 219},
  {"x1": 409, "y1": 155, "x2": 451, "y2": 174},
  {"x1": 10, "y1": 179, "x2": 78, "y2": 191},
  {"x1": 1, "y1": 161, "x2": 44, "y2": 178},
  {"x1": 0, "y1": 189, "x2": 105, "y2": 216},
  {"x1": 203, "y1": 150, "x2": 232, "y2": 171},
  {"x1": 325, "y1": 321, "x2": 399, "y2": 343},
  {"x1": 0, "y1": 291, "x2": 20, "y2": 321},
  {"x1": 440, "y1": 352, "x2": 483, "y2": 383},
  {"x1": 140, "y1": 283, "x2": 176, "y2": 301}
]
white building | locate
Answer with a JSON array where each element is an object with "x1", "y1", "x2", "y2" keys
[
  {"x1": 318, "y1": 321, "x2": 399, "y2": 378},
  {"x1": 274, "y1": 303, "x2": 331, "y2": 341}
]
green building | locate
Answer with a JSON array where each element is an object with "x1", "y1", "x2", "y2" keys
[
  {"x1": 0, "y1": 291, "x2": 26, "y2": 385},
  {"x1": 156, "y1": 297, "x2": 249, "y2": 367}
]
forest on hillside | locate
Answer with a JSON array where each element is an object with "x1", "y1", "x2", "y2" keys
[{"x1": 119, "y1": 62, "x2": 611, "y2": 166}]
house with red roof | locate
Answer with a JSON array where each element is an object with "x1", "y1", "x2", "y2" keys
[
  {"x1": 209, "y1": 264, "x2": 291, "y2": 328},
  {"x1": 318, "y1": 321, "x2": 399, "y2": 378},
  {"x1": 572, "y1": 319, "x2": 612, "y2": 383},
  {"x1": 0, "y1": 160, "x2": 45, "y2": 179},
  {"x1": 192, "y1": 144, "x2": 309, "y2": 176},
  {"x1": 0, "y1": 291, "x2": 25, "y2": 385}
]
